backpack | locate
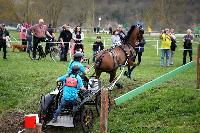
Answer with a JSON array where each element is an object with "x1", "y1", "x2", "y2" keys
[{"x1": 65, "y1": 74, "x2": 78, "y2": 87}]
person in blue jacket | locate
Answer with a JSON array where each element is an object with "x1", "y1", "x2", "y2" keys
[
  {"x1": 52, "y1": 65, "x2": 86, "y2": 123},
  {"x1": 67, "y1": 52, "x2": 89, "y2": 74}
]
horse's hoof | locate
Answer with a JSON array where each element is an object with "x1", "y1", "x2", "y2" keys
[
  {"x1": 115, "y1": 83, "x2": 123, "y2": 89},
  {"x1": 124, "y1": 71, "x2": 128, "y2": 76},
  {"x1": 124, "y1": 71, "x2": 132, "y2": 79}
]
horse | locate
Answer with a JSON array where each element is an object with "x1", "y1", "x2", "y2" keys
[{"x1": 94, "y1": 24, "x2": 144, "y2": 88}]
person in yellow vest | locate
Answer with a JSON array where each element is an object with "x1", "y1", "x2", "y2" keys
[
  {"x1": 160, "y1": 28, "x2": 172, "y2": 67},
  {"x1": 147, "y1": 26, "x2": 152, "y2": 36}
]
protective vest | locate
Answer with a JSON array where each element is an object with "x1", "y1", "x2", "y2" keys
[{"x1": 65, "y1": 74, "x2": 78, "y2": 87}]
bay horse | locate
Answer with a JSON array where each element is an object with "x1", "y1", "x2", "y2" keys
[{"x1": 94, "y1": 24, "x2": 144, "y2": 88}]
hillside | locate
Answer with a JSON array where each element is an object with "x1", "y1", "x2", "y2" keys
[{"x1": 1, "y1": 0, "x2": 200, "y2": 31}]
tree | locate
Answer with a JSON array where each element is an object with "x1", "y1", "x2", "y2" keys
[{"x1": 0, "y1": 0, "x2": 20, "y2": 24}]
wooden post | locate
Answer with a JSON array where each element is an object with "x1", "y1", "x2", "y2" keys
[
  {"x1": 100, "y1": 87, "x2": 109, "y2": 133},
  {"x1": 25, "y1": 123, "x2": 42, "y2": 133},
  {"x1": 197, "y1": 42, "x2": 200, "y2": 89}
]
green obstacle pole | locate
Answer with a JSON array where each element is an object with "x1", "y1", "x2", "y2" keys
[{"x1": 115, "y1": 61, "x2": 195, "y2": 105}]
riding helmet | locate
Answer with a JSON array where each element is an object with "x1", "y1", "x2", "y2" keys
[
  {"x1": 71, "y1": 65, "x2": 80, "y2": 72},
  {"x1": 74, "y1": 52, "x2": 83, "y2": 60}
]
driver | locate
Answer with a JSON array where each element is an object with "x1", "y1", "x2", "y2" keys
[{"x1": 52, "y1": 65, "x2": 86, "y2": 123}]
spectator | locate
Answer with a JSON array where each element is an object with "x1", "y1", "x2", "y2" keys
[
  {"x1": 160, "y1": 28, "x2": 172, "y2": 67},
  {"x1": 109, "y1": 26, "x2": 112, "y2": 35},
  {"x1": 29, "y1": 19, "x2": 53, "y2": 59},
  {"x1": 0, "y1": 24, "x2": 10, "y2": 59},
  {"x1": 169, "y1": 28, "x2": 177, "y2": 65},
  {"x1": 94, "y1": 27, "x2": 97, "y2": 33},
  {"x1": 59, "y1": 24, "x2": 72, "y2": 61},
  {"x1": 97, "y1": 27, "x2": 100, "y2": 33},
  {"x1": 117, "y1": 24, "x2": 126, "y2": 42},
  {"x1": 45, "y1": 24, "x2": 55, "y2": 55},
  {"x1": 183, "y1": 29, "x2": 193, "y2": 65},
  {"x1": 92, "y1": 36, "x2": 104, "y2": 62},
  {"x1": 16, "y1": 23, "x2": 21, "y2": 32},
  {"x1": 20, "y1": 25, "x2": 27, "y2": 52},
  {"x1": 52, "y1": 65, "x2": 86, "y2": 123},
  {"x1": 111, "y1": 30, "x2": 121, "y2": 47},
  {"x1": 73, "y1": 26, "x2": 84, "y2": 53},
  {"x1": 26, "y1": 29, "x2": 32, "y2": 53},
  {"x1": 135, "y1": 38, "x2": 146, "y2": 65}
]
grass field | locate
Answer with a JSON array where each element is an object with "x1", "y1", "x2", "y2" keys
[{"x1": 0, "y1": 31, "x2": 200, "y2": 132}]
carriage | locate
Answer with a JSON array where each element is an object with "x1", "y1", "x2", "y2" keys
[{"x1": 38, "y1": 77, "x2": 102, "y2": 132}]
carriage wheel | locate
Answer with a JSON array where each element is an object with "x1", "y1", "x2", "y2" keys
[
  {"x1": 81, "y1": 108, "x2": 94, "y2": 132},
  {"x1": 29, "y1": 48, "x2": 40, "y2": 60},
  {"x1": 38, "y1": 98, "x2": 55, "y2": 129},
  {"x1": 50, "y1": 47, "x2": 61, "y2": 62}
]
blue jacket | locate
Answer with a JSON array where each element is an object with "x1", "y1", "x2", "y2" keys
[{"x1": 57, "y1": 73, "x2": 84, "y2": 101}]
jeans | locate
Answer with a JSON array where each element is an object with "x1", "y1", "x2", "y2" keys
[
  {"x1": 183, "y1": 50, "x2": 192, "y2": 65},
  {"x1": 27, "y1": 36, "x2": 32, "y2": 53},
  {"x1": 160, "y1": 49, "x2": 170, "y2": 66},
  {"x1": 53, "y1": 98, "x2": 77, "y2": 119}
]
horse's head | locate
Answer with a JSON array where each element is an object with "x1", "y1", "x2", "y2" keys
[
  {"x1": 135, "y1": 24, "x2": 144, "y2": 42},
  {"x1": 124, "y1": 24, "x2": 144, "y2": 47}
]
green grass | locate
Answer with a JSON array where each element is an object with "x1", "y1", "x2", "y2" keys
[{"x1": 0, "y1": 31, "x2": 200, "y2": 132}]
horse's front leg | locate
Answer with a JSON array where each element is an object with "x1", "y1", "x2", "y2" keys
[{"x1": 109, "y1": 70, "x2": 123, "y2": 89}]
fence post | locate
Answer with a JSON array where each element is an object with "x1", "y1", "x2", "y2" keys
[
  {"x1": 197, "y1": 42, "x2": 200, "y2": 89},
  {"x1": 100, "y1": 87, "x2": 108, "y2": 133},
  {"x1": 104, "y1": 39, "x2": 106, "y2": 48},
  {"x1": 156, "y1": 40, "x2": 159, "y2": 56},
  {"x1": 25, "y1": 123, "x2": 42, "y2": 133}
]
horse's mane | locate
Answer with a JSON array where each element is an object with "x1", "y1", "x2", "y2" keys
[{"x1": 124, "y1": 25, "x2": 137, "y2": 44}]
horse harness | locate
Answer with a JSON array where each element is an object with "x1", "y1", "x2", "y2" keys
[{"x1": 95, "y1": 42, "x2": 136, "y2": 72}]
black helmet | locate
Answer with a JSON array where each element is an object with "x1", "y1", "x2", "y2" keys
[
  {"x1": 71, "y1": 65, "x2": 80, "y2": 73},
  {"x1": 74, "y1": 52, "x2": 83, "y2": 61}
]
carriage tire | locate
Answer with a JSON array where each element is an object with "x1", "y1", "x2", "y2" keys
[
  {"x1": 38, "y1": 102, "x2": 55, "y2": 129},
  {"x1": 81, "y1": 108, "x2": 94, "y2": 132},
  {"x1": 50, "y1": 47, "x2": 61, "y2": 62},
  {"x1": 29, "y1": 48, "x2": 41, "y2": 60}
]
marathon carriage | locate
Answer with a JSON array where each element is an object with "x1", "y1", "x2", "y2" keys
[{"x1": 38, "y1": 76, "x2": 103, "y2": 132}]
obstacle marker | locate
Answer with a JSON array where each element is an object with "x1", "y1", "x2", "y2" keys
[{"x1": 115, "y1": 61, "x2": 194, "y2": 105}]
